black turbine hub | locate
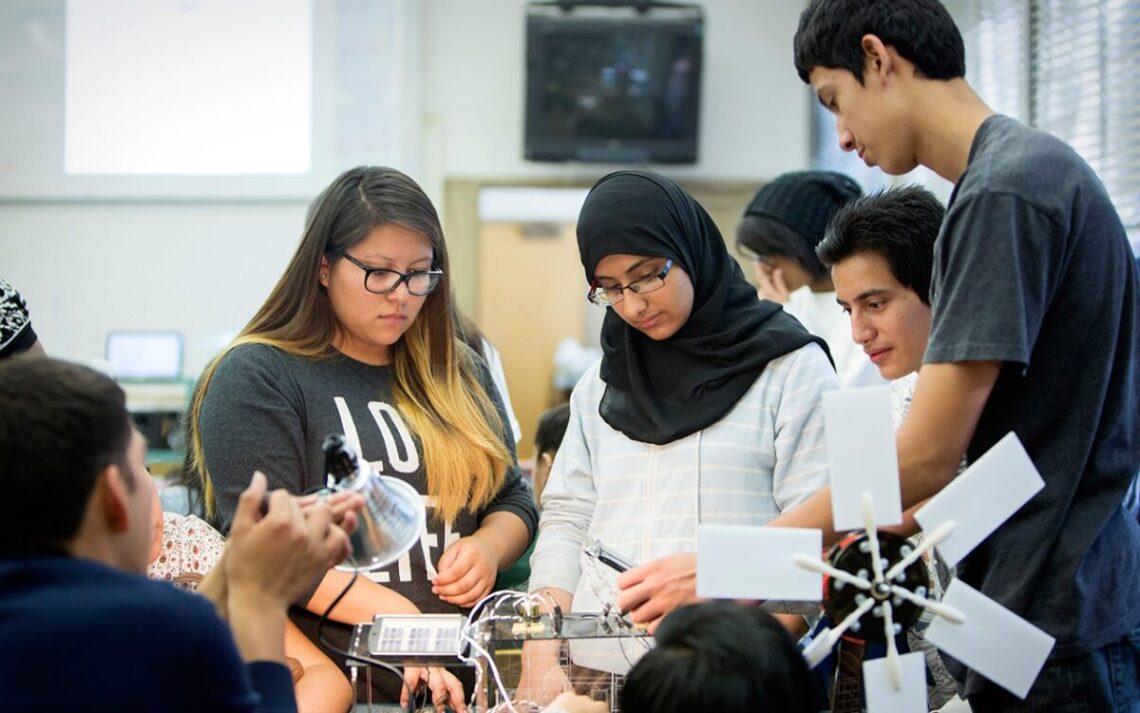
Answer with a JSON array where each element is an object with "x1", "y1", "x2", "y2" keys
[{"x1": 822, "y1": 531, "x2": 929, "y2": 643}]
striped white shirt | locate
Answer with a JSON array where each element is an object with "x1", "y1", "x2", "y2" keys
[{"x1": 529, "y1": 342, "x2": 837, "y2": 671}]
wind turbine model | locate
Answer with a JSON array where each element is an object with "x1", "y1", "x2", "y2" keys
[{"x1": 697, "y1": 386, "x2": 1056, "y2": 711}]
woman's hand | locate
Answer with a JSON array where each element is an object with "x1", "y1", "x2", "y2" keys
[
  {"x1": 432, "y1": 535, "x2": 498, "y2": 607},
  {"x1": 615, "y1": 552, "x2": 701, "y2": 634},
  {"x1": 401, "y1": 666, "x2": 466, "y2": 713},
  {"x1": 756, "y1": 263, "x2": 791, "y2": 303}
]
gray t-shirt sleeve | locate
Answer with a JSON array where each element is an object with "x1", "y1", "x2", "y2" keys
[
  {"x1": 198, "y1": 344, "x2": 310, "y2": 532},
  {"x1": 926, "y1": 190, "x2": 1061, "y2": 368}
]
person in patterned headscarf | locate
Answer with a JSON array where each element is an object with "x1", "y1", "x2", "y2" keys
[{"x1": 0, "y1": 277, "x2": 44, "y2": 359}]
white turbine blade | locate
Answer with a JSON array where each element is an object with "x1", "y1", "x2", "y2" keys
[
  {"x1": 925, "y1": 580, "x2": 1054, "y2": 699},
  {"x1": 914, "y1": 433, "x2": 1043, "y2": 567},
  {"x1": 889, "y1": 585, "x2": 965, "y2": 624},
  {"x1": 801, "y1": 599, "x2": 876, "y2": 669},
  {"x1": 862, "y1": 492, "x2": 887, "y2": 582},
  {"x1": 802, "y1": 628, "x2": 835, "y2": 668},
  {"x1": 696, "y1": 525, "x2": 822, "y2": 601},
  {"x1": 824, "y1": 387, "x2": 903, "y2": 531},
  {"x1": 884, "y1": 520, "x2": 955, "y2": 581},
  {"x1": 795, "y1": 553, "x2": 871, "y2": 591},
  {"x1": 864, "y1": 652, "x2": 928, "y2": 713},
  {"x1": 881, "y1": 603, "x2": 901, "y2": 690}
]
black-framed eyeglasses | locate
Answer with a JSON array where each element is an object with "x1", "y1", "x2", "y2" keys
[
  {"x1": 587, "y1": 259, "x2": 673, "y2": 307},
  {"x1": 339, "y1": 252, "x2": 443, "y2": 296}
]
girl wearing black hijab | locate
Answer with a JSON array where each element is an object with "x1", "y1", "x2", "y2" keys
[{"x1": 524, "y1": 172, "x2": 837, "y2": 696}]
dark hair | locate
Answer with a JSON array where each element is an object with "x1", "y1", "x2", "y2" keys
[
  {"x1": 737, "y1": 214, "x2": 829, "y2": 281},
  {"x1": 0, "y1": 356, "x2": 134, "y2": 552},
  {"x1": 793, "y1": 0, "x2": 966, "y2": 84},
  {"x1": 620, "y1": 602, "x2": 826, "y2": 713},
  {"x1": 816, "y1": 185, "x2": 944, "y2": 305},
  {"x1": 534, "y1": 403, "x2": 571, "y2": 457},
  {"x1": 455, "y1": 312, "x2": 486, "y2": 357}
]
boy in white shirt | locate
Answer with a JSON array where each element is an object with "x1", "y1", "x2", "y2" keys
[{"x1": 817, "y1": 185, "x2": 956, "y2": 708}]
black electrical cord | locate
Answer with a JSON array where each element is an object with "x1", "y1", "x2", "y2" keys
[{"x1": 315, "y1": 561, "x2": 424, "y2": 713}]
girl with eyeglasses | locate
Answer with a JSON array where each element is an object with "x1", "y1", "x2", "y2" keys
[
  {"x1": 519, "y1": 171, "x2": 838, "y2": 703},
  {"x1": 188, "y1": 166, "x2": 536, "y2": 711}
]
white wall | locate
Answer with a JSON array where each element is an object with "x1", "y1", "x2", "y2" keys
[
  {"x1": 0, "y1": 0, "x2": 811, "y2": 377},
  {"x1": 0, "y1": 201, "x2": 306, "y2": 375}
]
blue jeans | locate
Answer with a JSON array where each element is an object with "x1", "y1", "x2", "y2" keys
[{"x1": 967, "y1": 623, "x2": 1140, "y2": 712}]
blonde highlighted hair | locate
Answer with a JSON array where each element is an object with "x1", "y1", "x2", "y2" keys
[{"x1": 188, "y1": 167, "x2": 510, "y2": 524}]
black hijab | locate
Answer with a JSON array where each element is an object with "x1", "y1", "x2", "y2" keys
[{"x1": 577, "y1": 171, "x2": 830, "y2": 445}]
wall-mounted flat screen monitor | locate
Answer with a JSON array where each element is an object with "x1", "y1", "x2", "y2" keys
[{"x1": 524, "y1": 3, "x2": 703, "y2": 164}]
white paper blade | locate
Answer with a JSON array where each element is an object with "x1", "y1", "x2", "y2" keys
[
  {"x1": 925, "y1": 580, "x2": 1055, "y2": 699},
  {"x1": 824, "y1": 386, "x2": 903, "y2": 531},
  {"x1": 914, "y1": 433, "x2": 1044, "y2": 567},
  {"x1": 696, "y1": 525, "x2": 822, "y2": 601},
  {"x1": 864, "y1": 652, "x2": 927, "y2": 713}
]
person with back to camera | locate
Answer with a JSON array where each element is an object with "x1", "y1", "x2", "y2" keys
[
  {"x1": 0, "y1": 355, "x2": 358, "y2": 713},
  {"x1": 147, "y1": 487, "x2": 356, "y2": 713},
  {"x1": 1, "y1": 273, "x2": 356, "y2": 711},
  {"x1": 619, "y1": 601, "x2": 828, "y2": 713},
  {"x1": 737, "y1": 171, "x2": 883, "y2": 389},
  {"x1": 520, "y1": 170, "x2": 838, "y2": 704},
  {"x1": 188, "y1": 166, "x2": 538, "y2": 712},
  {"x1": 817, "y1": 185, "x2": 959, "y2": 709},
  {"x1": 0, "y1": 277, "x2": 357, "y2": 712},
  {"x1": 767, "y1": 1, "x2": 1140, "y2": 709}
]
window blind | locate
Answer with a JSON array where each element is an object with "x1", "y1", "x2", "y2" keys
[
  {"x1": 1032, "y1": 0, "x2": 1140, "y2": 244},
  {"x1": 809, "y1": 0, "x2": 1139, "y2": 249}
]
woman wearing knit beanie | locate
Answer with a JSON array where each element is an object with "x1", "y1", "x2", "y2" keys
[{"x1": 738, "y1": 171, "x2": 883, "y2": 388}]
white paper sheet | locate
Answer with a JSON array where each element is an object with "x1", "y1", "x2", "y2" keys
[
  {"x1": 696, "y1": 525, "x2": 822, "y2": 601},
  {"x1": 914, "y1": 433, "x2": 1044, "y2": 567},
  {"x1": 924, "y1": 579, "x2": 1055, "y2": 699},
  {"x1": 824, "y1": 386, "x2": 903, "y2": 531}
]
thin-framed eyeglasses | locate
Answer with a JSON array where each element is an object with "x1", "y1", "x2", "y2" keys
[
  {"x1": 338, "y1": 252, "x2": 443, "y2": 296},
  {"x1": 743, "y1": 251, "x2": 777, "y2": 270},
  {"x1": 587, "y1": 259, "x2": 673, "y2": 307}
]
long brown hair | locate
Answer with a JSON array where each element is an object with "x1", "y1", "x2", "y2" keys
[{"x1": 188, "y1": 166, "x2": 510, "y2": 524}]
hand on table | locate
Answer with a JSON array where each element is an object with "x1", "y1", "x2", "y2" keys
[{"x1": 402, "y1": 665, "x2": 466, "y2": 713}]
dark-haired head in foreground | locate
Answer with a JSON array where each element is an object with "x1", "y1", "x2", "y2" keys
[{"x1": 620, "y1": 602, "x2": 826, "y2": 713}]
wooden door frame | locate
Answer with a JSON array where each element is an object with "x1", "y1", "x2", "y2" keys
[{"x1": 443, "y1": 176, "x2": 764, "y2": 317}]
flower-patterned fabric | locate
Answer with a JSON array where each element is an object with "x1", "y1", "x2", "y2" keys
[{"x1": 147, "y1": 511, "x2": 225, "y2": 591}]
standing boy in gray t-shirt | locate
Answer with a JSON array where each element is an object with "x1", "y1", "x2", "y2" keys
[{"x1": 760, "y1": 1, "x2": 1140, "y2": 710}]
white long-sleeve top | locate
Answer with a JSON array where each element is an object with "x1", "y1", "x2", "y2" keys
[
  {"x1": 784, "y1": 286, "x2": 886, "y2": 389},
  {"x1": 529, "y1": 342, "x2": 837, "y2": 672}
]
